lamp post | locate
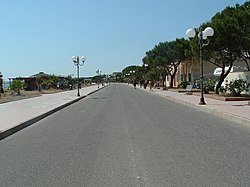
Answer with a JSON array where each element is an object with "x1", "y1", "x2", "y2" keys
[
  {"x1": 72, "y1": 56, "x2": 86, "y2": 97},
  {"x1": 130, "y1": 70, "x2": 135, "y2": 77},
  {"x1": 130, "y1": 70, "x2": 135, "y2": 82},
  {"x1": 96, "y1": 69, "x2": 102, "y2": 88},
  {"x1": 0, "y1": 72, "x2": 3, "y2": 93},
  {"x1": 186, "y1": 27, "x2": 214, "y2": 105}
]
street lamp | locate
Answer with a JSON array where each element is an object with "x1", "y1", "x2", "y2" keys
[
  {"x1": 0, "y1": 72, "x2": 3, "y2": 93},
  {"x1": 130, "y1": 70, "x2": 135, "y2": 77},
  {"x1": 130, "y1": 70, "x2": 135, "y2": 81},
  {"x1": 72, "y1": 56, "x2": 86, "y2": 97},
  {"x1": 96, "y1": 69, "x2": 102, "y2": 88},
  {"x1": 186, "y1": 27, "x2": 214, "y2": 105}
]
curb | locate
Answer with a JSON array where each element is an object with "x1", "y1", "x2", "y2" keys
[{"x1": 0, "y1": 86, "x2": 106, "y2": 140}]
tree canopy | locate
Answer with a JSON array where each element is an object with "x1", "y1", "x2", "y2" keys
[
  {"x1": 121, "y1": 1, "x2": 249, "y2": 94},
  {"x1": 193, "y1": 2, "x2": 250, "y2": 93},
  {"x1": 144, "y1": 1, "x2": 249, "y2": 92},
  {"x1": 142, "y1": 38, "x2": 191, "y2": 88}
]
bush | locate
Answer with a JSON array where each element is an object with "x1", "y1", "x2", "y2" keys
[
  {"x1": 203, "y1": 79, "x2": 216, "y2": 94},
  {"x1": 225, "y1": 79, "x2": 250, "y2": 96},
  {"x1": 194, "y1": 80, "x2": 200, "y2": 89},
  {"x1": 219, "y1": 86, "x2": 227, "y2": 93},
  {"x1": 194, "y1": 78, "x2": 216, "y2": 93},
  {"x1": 9, "y1": 80, "x2": 23, "y2": 95},
  {"x1": 178, "y1": 81, "x2": 190, "y2": 89}
]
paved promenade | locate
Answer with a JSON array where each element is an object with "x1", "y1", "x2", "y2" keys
[
  {"x1": 1, "y1": 84, "x2": 250, "y2": 140},
  {"x1": 0, "y1": 85, "x2": 102, "y2": 140},
  {"x1": 139, "y1": 86, "x2": 250, "y2": 126}
]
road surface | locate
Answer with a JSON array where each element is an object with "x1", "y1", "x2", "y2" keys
[{"x1": 1, "y1": 84, "x2": 250, "y2": 186}]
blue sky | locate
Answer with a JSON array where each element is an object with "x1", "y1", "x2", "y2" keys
[{"x1": 0, "y1": 0, "x2": 247, "y2": 79}]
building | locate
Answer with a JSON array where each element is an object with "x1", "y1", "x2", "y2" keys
[
  {"x1": 167, "y1": 59, "x2": 248, "y2": 88},
  {"x1": 9, "y1": 72, "x2": 51, "y2": 91}
]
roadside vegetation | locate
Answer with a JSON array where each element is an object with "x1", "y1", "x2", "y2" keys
[{"x1": 119, "y1": 1, "x2": 250, "y2": 96}]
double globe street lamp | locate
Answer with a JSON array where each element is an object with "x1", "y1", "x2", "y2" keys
[
  {"x1": 186, "y1": 27, "x2": 214, "y2": 105},
  {"x1": 72, "y1": 56, "x2": 86, "y2": 97}
]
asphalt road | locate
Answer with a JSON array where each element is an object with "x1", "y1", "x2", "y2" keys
[{"x1": 1, "y1": 84, "x2": 250, "y2": 186}]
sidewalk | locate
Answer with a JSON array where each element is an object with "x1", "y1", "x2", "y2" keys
[
  {"x1": 138, "y1": 86, "x2": 250, "y2": 126},
  {"x1": 0, "y1": 85, "x2": 103, "y2": 140}
]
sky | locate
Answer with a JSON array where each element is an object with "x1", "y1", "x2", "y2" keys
[{"x1": 0, "y1": 0, "x2": 248, "y2": 80}]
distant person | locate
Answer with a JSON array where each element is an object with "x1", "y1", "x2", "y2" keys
[
  {"x1": 133, "y1": 81, "x2": 137, "y2": 89},
  {"x1": 139, "y1": 80, "x2": 143, "y2": 88},
  {"x1": 143, "y1": 81, "x2": 147, "y2": 89},
  {"x1": 149, "y1": 81, "x2": 153, "y2": 91}
]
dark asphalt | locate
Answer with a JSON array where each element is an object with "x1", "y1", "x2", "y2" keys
[{"x1": 1, "y1": 84, "x2": 250, "y2": 186}]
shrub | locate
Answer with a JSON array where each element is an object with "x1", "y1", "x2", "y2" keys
[
  {"x1": 178, "y1": 81, "x2": 190, "y2": 89},
  {"x1": 194, "y1": 80, "x2": 200, "y2": 89},
  {"x1": 225, "y1": 79, "x2": 250, "y2": 96},
  {"x1": 194, "y1": 78, "x2": 216, "y2": 93},
  {"x1": 9, "y1": 80, "x2": 23, "y2": 95},
  {"x1": 203, "y1": 79, "x2": 216, "y2": 94},
  {"x1": 219, "y1": 86, "x2": 227, "y2": 93}
]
